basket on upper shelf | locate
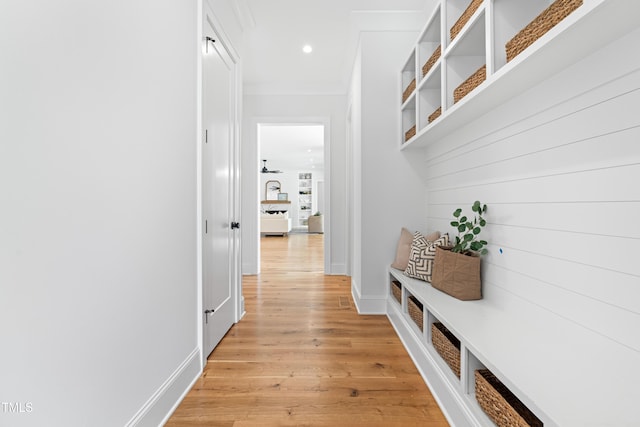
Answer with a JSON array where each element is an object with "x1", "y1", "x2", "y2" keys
[
  {"x1": 454, "y1": 65, "x2": 486, "y2": 104},
  {"x1": 428, "y1": 107, "x2": 442, "y2": 123},
  {"x1": 506, "y1": 0, "x2": 583, "y2": 63},
  {"x1": 450, "y1": 0, "x2": 483, "y2": 41},
  {"x1": 405, "y1": 125, "x2": 416, "y2": 142},
  {"x1": 402, "y1": 78, "x2": 416, "y2": 103},
  {"x1": 422, "y1": 45, "x2": 441, "y2": 77}
]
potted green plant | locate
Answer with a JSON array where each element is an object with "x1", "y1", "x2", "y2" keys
[{"x1": 431, "y1": 201, "x2": 488, "y2": 300}]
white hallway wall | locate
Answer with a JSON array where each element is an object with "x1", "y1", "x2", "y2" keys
[
  {"x1": 0, "y1": 0, "x2": 243, "y2": 426},
  {"x1": 423, "y1": 26, "x2": 640, "y2": 375},
  {"x1": 348, "y1": 30, "x2": 429, "y2": 313},
  {"x1": 242, "y1": 95, "x2": 347, "y2": 275}
]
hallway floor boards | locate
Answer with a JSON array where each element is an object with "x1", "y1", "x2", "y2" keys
[{"x1": 167, "y1": 234, "x2": 449, "y2": 426}]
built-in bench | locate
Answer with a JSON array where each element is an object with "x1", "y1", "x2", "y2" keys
[{"x1": 387, "y1": 266, "x2": 640, "y2": 426}]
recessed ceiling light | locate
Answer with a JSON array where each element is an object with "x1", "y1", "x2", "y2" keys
[{"x1": 302, "y1": 45, "x2": 313, "y2": 54}]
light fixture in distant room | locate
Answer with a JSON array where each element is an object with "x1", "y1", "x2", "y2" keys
[{"x1": 302, "y1": 44, "x2": 313, "y2": 54}]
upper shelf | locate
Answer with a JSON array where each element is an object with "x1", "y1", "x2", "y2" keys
[{"x1": 401, "y1": 0, "x2": 640, "y2": 150}]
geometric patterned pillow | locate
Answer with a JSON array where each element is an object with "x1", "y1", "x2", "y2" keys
[{"x1": 404, "y1": 233, "x2": 450, "y2": 282}]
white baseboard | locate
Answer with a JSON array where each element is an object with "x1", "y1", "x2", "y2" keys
[
  {"x1": 330, "y1": 263, "x2": 346, "y2": 275},
  {"x1": 125, "y1": 347, "x2": 201, "y2": 427},
  {"x1": 351, "y1": 283, "x2": 387, "y2": 314}
]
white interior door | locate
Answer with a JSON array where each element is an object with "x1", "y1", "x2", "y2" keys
[{"x1": 202, "y1": 33, "x2": 235, "y2": 358}]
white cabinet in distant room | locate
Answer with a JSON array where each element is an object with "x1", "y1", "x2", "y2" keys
[{"x1": 298, "y1": 173, "x2": 312, "y2": 227}]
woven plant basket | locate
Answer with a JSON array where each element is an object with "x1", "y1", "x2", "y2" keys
[
  {"x1": 431, "y1": 322, "x2": 461, "y2": 378},
  {"x1": 428, "y1": 107, "x2": 442, "y2": 123},
  {"x1": 431, "y1": 246, "x2": 482, "y2": 301},
  {"x1": 391, "y1": 280, "x2": 402, "y2": 304},
  {"x1": 407, "y1": 295, "x2": 423, "y2": 331},
  {"x1": 405, "y1": 125, "x2": 416, "y2": 142},
  {"x1": 402, "y1": 78, "x2": 416, "y2": 103},
  {"x1": 422, "y1": 45, "x2": 441, "y2": 77},
  {"x1": 475, "y1": 369, "x2": 544, "y2": 427},
  {"x1": 506, "y1": 0, "x2": 583, "y2": 62},
  {"x1": 450, "y1": 0, "x2": 483, "y2": 41},
  {"x1": 453, "y1": 65, "x2": 486, "y2": 104}
]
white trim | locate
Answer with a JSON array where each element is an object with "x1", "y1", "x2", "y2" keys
[
  {"x1": 201, "y1": 0, "x2": 242, "y2": 367},
  {"x1": 351, "y1": 283, "x2": 387, "y2": 314},
  {"x1": 125, "y1": 348, "x2": 201, "y2": 427},
  {"x1": 196, "y1": 0, "x2": 204, "y2": 373},
  {"x1": 251, "y1": 116, "x2": 333, "y2": 274}
]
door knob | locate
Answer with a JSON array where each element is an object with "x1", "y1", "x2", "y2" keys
[{"x1": 231, "y1": 222, "x2": 240, "y2": 229}]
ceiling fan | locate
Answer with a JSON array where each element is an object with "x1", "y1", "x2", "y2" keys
[{"x1": 261, "y1": 159, "x2": 283, "y2": 174}]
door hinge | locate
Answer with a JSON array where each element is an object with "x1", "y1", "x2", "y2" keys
[
  {"x1": 204, "y1": 308, "x2": 215, "y2": 324},
  {"x1": 205, "y1": 220, "x2": 208, "y2": 234},
  {"x1": 205, "y1": 37, "x2": 215, "y2": 54},
  {"x1": 205, "y1": 129, "x2": 208, "y2": 143}
]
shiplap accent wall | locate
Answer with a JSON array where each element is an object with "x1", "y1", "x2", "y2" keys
[{"x1": 423, "y1": 27, "x2": 640, "y2": 353}]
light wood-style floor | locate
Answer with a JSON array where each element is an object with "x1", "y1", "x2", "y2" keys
[{"x1": 167, "y1": 233, "x2": 449, "y2": 426}]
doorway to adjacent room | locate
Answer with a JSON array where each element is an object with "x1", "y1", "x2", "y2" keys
[{"x1": 257, "y1": 122, "x2": 329, "y2": 272}]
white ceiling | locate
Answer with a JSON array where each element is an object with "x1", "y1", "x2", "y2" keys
[
  {"x1": 240, "y1": 0, "x2": 430, "y2": 95},
  {"x1": 259, "y1": 124, "x2": 324, "y2": 173},
  {"x1": 243, "y1": 0, "x2": 431, "y2": 170}
]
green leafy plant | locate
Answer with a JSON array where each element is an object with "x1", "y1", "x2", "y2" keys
[
  {"x1": 313, "y1": 211, "x2": 322, "y2": 216},
  {"x1": 450, "y1": 200, "x2": 488, "y2": 255}
]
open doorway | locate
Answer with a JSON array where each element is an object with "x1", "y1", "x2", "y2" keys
[{"x1": 257, "y1": 123, "x2": 328, "y2": 270}]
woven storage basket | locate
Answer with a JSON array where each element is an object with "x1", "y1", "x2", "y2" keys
[
  {"x1": 475, "y1": 369, "x2": 544, "y2": 427},
  {"x1": 428, "y1": 107, "x2": 442, "y2": 123},
  {"x1": 506, "y1": 0, "x2": 583, "y2": 62},
  {"x1": 407, "y1": 296, "x2": 423, "y2": 331},
  {"x1": 454, "y1": 65, "x2": 486, "y2": 104},
  {"x1": 391, "y1": 280, "x2": 402, "y2": 304},
  {"x1": 431, "y1": 322, "x2": 461, "y2": 378},
  {"x1": 450, "y1": 0, "x2": 483, "y2": 41},
  {"x1": 405, "y1": 125, "x2": 416, "y2": 142},
  {"x1": 402, "y1": 78, "x2": 416, "y2": 103},
  {"x1": 422, "y1": 45, "x2": 441, "y2": 77}
]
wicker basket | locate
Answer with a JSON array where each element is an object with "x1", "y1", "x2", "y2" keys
[
  {"x1": 506, "y1": 0, "x2": 583, "y2": 63},
  {"x1": 450, "y1": 0, "x2": 483, "y2": 41},
  {"x1": 431, "y1": 322, "x2": 461, "y2": 378},
  {"x1": 428, "y1": 107, "x2": 442, "y2": 123},
  {"x1": 453, "y1": 65, "x2": 486, "y2": 104},
  {"x1": 407, "y1": 296, "x2": 423, "y2": 331},
  {"x1": 402, "y1": 78, "x2": 416, "y2": 103},
  {"x1": 391, "y1": 280, "x2": 402, "y2": 304},
  {"x1": 422, "y1": 45, "x2": 441, "y2": 77},
  {"x1": 405, "y1": 125, "x2": 416, "y2": 142},
  {"x1": 475, "y1": 369, "x2": 544, "y2": 427}
]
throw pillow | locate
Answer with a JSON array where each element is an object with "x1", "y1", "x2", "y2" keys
[
  {"x1": 405, "y1": 233, "x2": 450, "y2": 282},
  {"x1": 391, "y1": 229, "x2": 440, "y2": 270}
]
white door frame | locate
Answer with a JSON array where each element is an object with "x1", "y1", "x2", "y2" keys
[
  {"x1": 198, "y1": 0, "x2": 243, "y2": 368},
  {"x1": 252, "y1": 116, "x2": 332, "y2": 275}
]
